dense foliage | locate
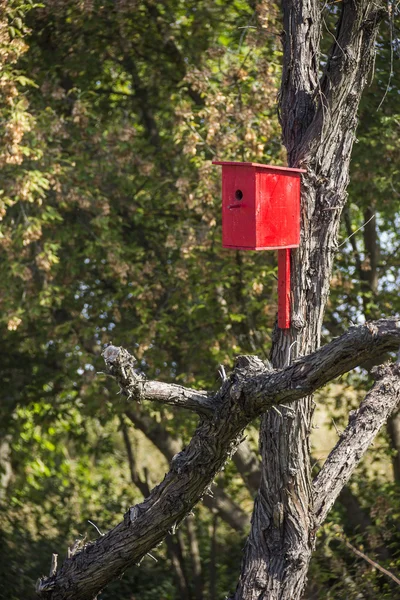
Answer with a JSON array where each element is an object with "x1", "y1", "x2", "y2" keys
[{"x1": 0, "y1": 1, "x2": 399, "y2": 598}]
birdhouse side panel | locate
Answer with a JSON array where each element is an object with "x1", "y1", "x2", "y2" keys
[
  {"x1": 255, "y1": 170, "x2": 300, "y2": 249},
  {"x1": 222, "y1": 166, "x2": 257, "y2": 249}
]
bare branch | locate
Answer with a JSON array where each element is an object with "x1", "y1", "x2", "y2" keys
[
  {"x1": 313, "y1": 363, "x2": 400, "y2": 526},
  {"x1": 37, "y1": 320, "x2": 400, "y2": 599},
  {"x1": 246, "y1": 319, "x2": 400, "y2": 416},
  {"x1": 105, "y1": 320, "x2": 400, "y2": 421},
  {"x1": 120, "y1": 416, "x2": 151, "y2": 498},
  {"x1": 279, "y1": 0, "x2": 322, "y2": 158},
  {"x1": 337, "y1": 528, "x2": 400, "y2": 588},
  {"x1": 125, "y1": 407, "x2": 250, "y2": 532},
  {"x1": 103, "y1": 345, "x2": 214, "y2": 416},
  {"x1": 125, "y1": 407, "x2": 182, "y2": 460},
  {"x1": 321, "y1": 0, "x2": 386, "y2": 103},
  {"x1": 35, "y1": 355, "x2": 267, "y2": 600},
  {"x1": 297, "y1": 1, "x2": 386, "y2": 164}
]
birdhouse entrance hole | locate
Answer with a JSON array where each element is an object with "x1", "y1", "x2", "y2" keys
[{"x1": 235, "y1": 189, "x2": 243, "y2": 200}]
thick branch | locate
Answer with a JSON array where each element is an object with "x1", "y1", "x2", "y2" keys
[
  {"x1": 246, "y1": 319, "x2": 400, "y2": 415},
  {"x1": 313, "y1": 363, "x2": 400, "y2": 526},
  {"x1": 107, "y1": 319, "x2": 400, "y2": 422},
  {"x1": 279, "y1": 0, "x2": 321, "y2": 158},
  {"x1": 297, "y1": 1, "x2": 386, "y2": 164},
  {"x1": 125, "y1": 407, "x2": 249, "y2": 532},
  {"x1": 37, "y1": 320, "x2": 399, "y2": 599},
  {"x1": 103, "y1": 345, "x2": 214, "y2": 416}
]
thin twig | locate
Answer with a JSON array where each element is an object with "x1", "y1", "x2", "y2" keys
[
  {"x1": 278, "y1": 404, "x2": 294, "y2": 411},
  {"x1": 218, "y1": 365, "x2": 227, "y2": 381},
  {"x1": 88, "y1": 520, "x2": 104, "y2": 537},
  {"x1": 337, "y1": 214, "x2": 375, "y2": 249},
  {"x1": 287, "y1": 340, "x2": 298, "y2": 366},
  {"x1": 49, "y1": 554, "x2": 58, "y2": 577},
  {"x1": 331, "y1": 418, "x2": 342, "y2": 437},
  {"x1": 146, "y1": 552, "x2": 158, "y2": 562},
  {"x1": 341, "y1": 536, "x2": 400, "y2": 587}
]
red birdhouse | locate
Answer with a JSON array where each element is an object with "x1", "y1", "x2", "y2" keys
[
  {"x1": 213, "y1": 161, "x2": 306, "y2": 328},
  {"x1": 212, "y1": 161, "x2": 304, "y2": 250}
]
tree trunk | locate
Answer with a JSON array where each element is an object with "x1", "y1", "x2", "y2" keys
[
  {"x1": 35, "y1": 3, "x2": 397, "y2": 599},
  {"x1": 166, "y1": 534, "x2": 193, "y2": 600},
  {"x1": 186, "y1": 516, "x2": 203, "y2": 600},
  {"x1": 387, "y1": 411, "x2": 400, "y2": 484},
  {"x1": 35, "y1": 322, "x2": 400, "y2": 599},
  {"x1": 233, "y1": 2, "x2": 386, "y2": 598},
  {"x1": 209, "y1": 514, "x2": 218, "y2": 600}
]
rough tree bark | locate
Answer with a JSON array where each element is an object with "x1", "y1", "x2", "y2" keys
[
  {"x1": 35, "y1": 3, "x2": 398, "y2": 600},
  {"x1": 233, "y1": 2, "x2": 388, "y2": 598},
  {"x1": 120, "y1": 417, "x2": 194, "y2": 600},
  {"x1": 36, "y1": 321, "x2": 400, "y2": 599},
  {"x1": 125, "y1": 406, "x2": 250, "y2": 532}
]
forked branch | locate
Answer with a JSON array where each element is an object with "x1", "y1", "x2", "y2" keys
[
  {"x1": 104, "y1": 319, "x2": 400, "y2": 421},
  {"x1": 37, "y1": 319, "x2": 400, "y2": 600}
]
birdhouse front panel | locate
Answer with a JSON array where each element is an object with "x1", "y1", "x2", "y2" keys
[
  {"x1": 255, "y1": 168, "x2": 301, "y2": 250},
  {"x1": 221, "y1": 164, "x2": 257, "y2": 249}
]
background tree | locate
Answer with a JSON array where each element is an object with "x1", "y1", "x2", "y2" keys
[{"x1": 1, "y1": 1, "x2": 400, "y2": 599}]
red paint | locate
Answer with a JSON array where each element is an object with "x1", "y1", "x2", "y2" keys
[
  {"x1": 278, "y1": 248, "x2": 291, "y2": 329},
  {"x1": 213, "y1": 161, "x2": 305, "y2": 329},
  {"x1": 212, "y1": 161, "x2": 303, "y2": 250}
]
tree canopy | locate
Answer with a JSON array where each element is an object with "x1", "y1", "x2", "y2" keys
[{"x1": 1, "y1": 1, "x2": 400, "y2": 599}]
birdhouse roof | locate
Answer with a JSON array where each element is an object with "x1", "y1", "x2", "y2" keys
[{"x1": 212, "y1": 161, "x2": 306, "y2": 174}]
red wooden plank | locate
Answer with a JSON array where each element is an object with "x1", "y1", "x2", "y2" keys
[
  {"x1": 221, "y1": 164, "x2": 256, "y2": 249},
  {"x1": 278, "y1": 248, "x2": 291, "y2": 329},
  {"x1": 215, "y1": 162, "x2": 301, "y2": 251},
  {"x1": 212, "y1": 160, "x2": 306, "y2": 174},
  {"x1": 255, "y1": 169, "x2": 300, "y2": 249}
]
